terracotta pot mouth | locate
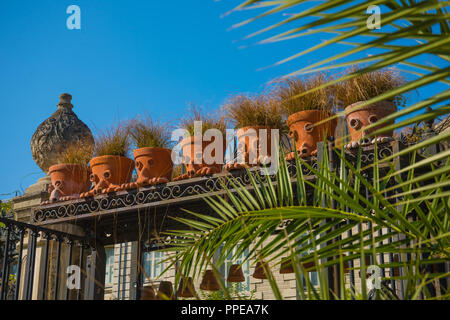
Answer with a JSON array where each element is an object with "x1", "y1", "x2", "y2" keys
[
  {"x1": 287, "y1": 109, "x2": 334, "y2": 127},
  {"x1": 90, "y1": 155, "x2": 134, "y2": 167},
  {"x1": 133, "y1": 147, "x2": 172, "y2": 159},
  {"x1": 344, "y1": 100, "x2": 397, "y2": 117},
  {"x1": 48, "y1": 163, "x2": 88, "y2": 173}
]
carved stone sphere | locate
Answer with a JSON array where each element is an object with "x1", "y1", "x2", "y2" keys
[{"x1": 31, "y1": 93, "x2": 94, "y2": 173}]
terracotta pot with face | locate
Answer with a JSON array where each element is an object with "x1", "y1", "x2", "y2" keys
[
  {"x1": 81, "y1": 155, "x2": 135, "y2": 197},
  {"x1": 227, "y1": 126, "x2": 274, "y2": 171},
  {"x1": 287, "y1": 110, "x2": 336, "y2": 158},
  {"x1": 174, "y1": 135, "x2": 226, "y2": 180},
  {"x1": 345, "y1": 101, "x2": 397, "y2": 146},
  {"x1": 45, "y1": 164, "x2": 90, "y2": 203},
  {"x1": 122, "y1": 147, "x2": 173, "y2": 189}
]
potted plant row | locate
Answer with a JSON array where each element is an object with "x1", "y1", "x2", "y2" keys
[{"x1": 43, "y1": 67, "x2": 403, "y2": 203}]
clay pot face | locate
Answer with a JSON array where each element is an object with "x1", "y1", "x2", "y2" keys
[
  {"x1": 236, "y1": 126, "x2": 273, "y2": 165},
  {"x1": 89, "y1": 156, "x2": 135, "y2": 194},
  {"x1": 287, "y1": 110, "x2": 337, "y2": 157},
  {"x1": 180, "y1": 136, "x2": 226, "y2": 175},
  {"x1": 48, "y1": 164, "x2": 90, "y2": 202},
  {"x1": 133, "y1": 147, "x2": 173, "y2": 185},
  {"x1": 345, "y1": 101, "x2": 397, "y2": 143}
]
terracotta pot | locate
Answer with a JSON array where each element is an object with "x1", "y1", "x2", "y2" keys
[
  {"x1": 345, "y1": 100, "x2": 397, "y2": 144},
  {"x1": 177, "y1": 277, "x2": 196, "y2": 298},
  {"x1": 157, "y1": 281, "x2": 175, "y2": 300},
  {"x1": 279, "y1": 259, "x2": 294, "y2": 274},
  {"x1": 200, "y1": 270, "x2": 220, "y2": 291},
  {"x1": 133, "y1": 147, "x2": 173, "y2": 186},
  {"x1": 287, "y1": 110, "x2": 336, "y2": 158},
  {"x1": 140, "y1": 286, "x2": 156, "y2": 300},
  {"x1": 252, "y1": 261, "x2": 268, "y2": 280},
  {"x1": 235, "y1": 126, "x2": 273, "y2": 166},
  {"x1": 81, "y1": 155, "x2": 135, "y2": 197},
  {"x1": 227, "y1": 264, "x2": 245, "y2": 283},
  {"x1": 46, "y1": 164, "x2": 90, "y2": 203},
  {"x1": 176, "y1": 135, "x2": 226, "y2": 179}
]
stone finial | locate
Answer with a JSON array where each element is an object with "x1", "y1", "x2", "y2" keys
[
  {"x1": 57, "y1": 93, "x2": 73, "y2": 110},
  {"x1": 31, "y1": 93, "x2": 94, "y2": 173}
]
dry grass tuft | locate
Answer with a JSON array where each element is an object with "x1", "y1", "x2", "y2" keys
[
  {"x1": 335, "y1": 67, "x2": 405, "y2": 107},
  {"x1": 180, "y1": 105, "x2": 227, "y2": 136},
  {"x1": 94, "y1": 123, "x2": 131, "y2": 157},
  {"x1": 128, "y1": 116, "x2": 172, "y2": 149},
  {"x1": 57, "y1": 140, "x2": 94, "y2": 165},
  {"x1": 276, "y1": 73, "x2": 334, "y2": 116},
  {"x1": 224, "y1": 94, "x2": 286, "y2": 130}
]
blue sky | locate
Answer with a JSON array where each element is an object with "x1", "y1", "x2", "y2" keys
[{"x1": 0, "y1": 1, "x2": 446, "y2": 199}]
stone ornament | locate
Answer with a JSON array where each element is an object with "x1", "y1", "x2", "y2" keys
[
  {"x1": 345, "y1": 100, "x2": 397, "y2": 149},
  {"x1": 31, "y1": 93, "x2": 94, "y2": 173}
]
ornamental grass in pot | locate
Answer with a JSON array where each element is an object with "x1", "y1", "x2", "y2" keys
[
  {"x1": 122, "y1": 116, "x2": 174, "y2": 189},
  {"x1": 80, "y1": 124, "x2": 134, "y2": 197},
  {"x1": 277, "y1": 73, "x2": 337, "y2": 159},
  {"x1": 43, "y1": 140, "x2": 93, "y2": 204},
  {"x1": 224, "y1": 94, "x2": 285, "y2": 170},
  {"x1": 174, "y1": 106, "x2": 227, "y2": 181},
  {"x1": 336, "y1": 67, "x2": 404, "y2": 148}
]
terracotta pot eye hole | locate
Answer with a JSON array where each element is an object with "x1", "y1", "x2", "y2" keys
[
  {"x1": 147, "y1": 158, "x2": 154, "y2": 166},
  {"x1": 136, "y1": 161, "x2": 143, "y2": 171},
  {"x1": 368, "y1": 115, "x2": 378, "y2": 124},
  {"x1": 90, "y1": 174, "x2": 97, "y2": 182},
  {"x1": 304, "y1": 123, "x2": 313, "y2": 133},
  {"x1": 103, "y1": 171, "x2": 111, "y2": 179},
  {"x1": 349, "y1": 118, "x2": 361, "y2": 129}
]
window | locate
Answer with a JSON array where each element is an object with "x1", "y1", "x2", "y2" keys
[
  {"x1": 218, "y1": 246, "x2": 250, "y2": 293},
  {"x1": 105, "y1": 247, "x2": 115, "y2": 286},
  {"x1": 299, "y1": 238, "x2": 319, "y2": 289},
  {"x1": 143, "y1": 251, "x2": 165, "y2": 280}
]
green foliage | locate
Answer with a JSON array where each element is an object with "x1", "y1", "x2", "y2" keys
[
  {"x1": 275, "y1": 73, "x2": 335, "y2": 115},
  {"x1": 200, "y1": 283, "x2": 256, "y2": 300},
  {"x1": 128, "y1": 116, "x2": 173, "y2": 149},
  {"x1": 334, "y1": 67, "x2": 405, "y2": 107},
  {"x1": 161, "y1": 142, "x2": 449, "y2": 300},
  {"x1": 57, "y1": 140, "x2": 94, "y2": 165},
  {"x1": 180, "y1": 105, "x2": 227, "y2": 136},
  {"x1": 224, "y1": 94, "x2": 287, "y2": 131},
  {"x1": 94, "y1": 123, "x2": 131, "y2": 157}
]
